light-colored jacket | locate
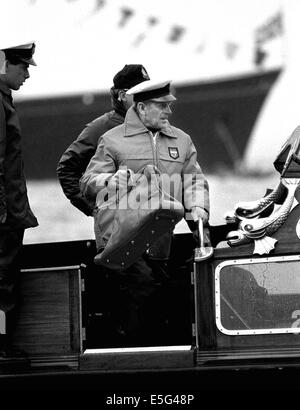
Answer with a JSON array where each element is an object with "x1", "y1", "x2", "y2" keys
[
  {"x1": 81, "y1": 106, "x2": 209, "y2": 212},
  {"x1": 80, "y1": 106, "x2": 209, "y2": 259}
]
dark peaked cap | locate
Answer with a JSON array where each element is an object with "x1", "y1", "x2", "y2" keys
[
  {"x1": 113, "y1": 64, "x2": 150, "y2": 89},
  {"x1": 2, "y1": 42, "x2": 36, "y2": 66}
]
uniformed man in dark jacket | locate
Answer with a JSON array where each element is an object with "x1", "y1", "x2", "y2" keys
[
  {"x1": 0, "y1": 41, "x2": 38, "y2": 357},
  {"x1": 56, "y1": 64, "x2": 150, "y2": 216}
]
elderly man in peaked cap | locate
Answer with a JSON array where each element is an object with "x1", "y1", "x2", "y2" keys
[
  {"x1": 80, "y1": 78, "x2": 209, "y2": 344},
  {"x1": 57, "y1": 64, "x2": 150, "y2": 216},
  {"x1": 0, "y1": 41, "x2": 38, "y2": 357}
]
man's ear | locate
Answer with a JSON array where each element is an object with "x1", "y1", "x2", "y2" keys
[
  {"x1": 118, "y1": 90, "x2": 126, "y2": 102},
  {"x1": 136, "y1": 102, "x2": 145, "y2": 114}
]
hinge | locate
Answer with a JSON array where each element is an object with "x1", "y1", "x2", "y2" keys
[
  {"x1": 190, "y1": 271, "x2": 194, "y2": 285},
  {"x1": 82, "y1": 327, "x2": 86, "y2": 341},
  {"x1": 81, "y1": 278, "x2": 85, "y2": 292},
  {"x1": 192, "y1": 322, "x2": 196, "y2": 337}
]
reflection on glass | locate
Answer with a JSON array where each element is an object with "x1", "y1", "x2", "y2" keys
[{"x1": 216, "y1": 257, "x2": 300, "y2": 335}]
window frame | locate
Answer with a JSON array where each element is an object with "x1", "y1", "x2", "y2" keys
[{"x1": 215, "y1": 254, "x2": 300, "y2": 336}]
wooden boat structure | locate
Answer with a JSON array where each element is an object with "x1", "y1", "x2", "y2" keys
[{"x1": 2, "y1": 126, "x2": 300, "y2": 392}]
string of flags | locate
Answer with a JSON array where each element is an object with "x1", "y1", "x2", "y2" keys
[
  {"x1": 225, "y1": 42, "x2": 239, "y2": 59},
  {"x1": 255, "y1": 12, "x2": 283, "y2": 45},
  {"x1": 25, "y1": 0, "x2": 283, "y2": 62},
  {"x1": 118, "y1": 7, "x2": 134, "y2": 28},
  {"x1": 254, "y1": 11, "x2": 283, "y2": 67}
]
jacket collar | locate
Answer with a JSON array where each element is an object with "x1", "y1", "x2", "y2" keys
[
  {"x1": 0, "y1": 78, "x2": 11, "y2": 97},
  {"x1": 124, "y1": 106, "x2": 177, "y2": 138}
]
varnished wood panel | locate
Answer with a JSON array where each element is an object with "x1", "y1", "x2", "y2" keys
[
  {"x1": 11, "y1": 267, "x2": 82, "y2": 355},
  {"x1": 80, "y1": 349, "x2": 194, "y2": 371},
  {"x1": 194, "y1": 261, "x2": 216, "y2": 349}
]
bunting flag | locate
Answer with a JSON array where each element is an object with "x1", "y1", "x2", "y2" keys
[
  {"x1": 254, "y1": 46, "x2": 267, "y2": 67},
  {"x1": 118, "y1": 7, "x2": 134, "y2": 28},
  {"x1": 82, "y1": 0, "x2": 106, "y2": 20},
  {"x1": 225, "y1": 41, "x2": 239, "y2": 59},
  {"x1": 132, "y1": 33, "x2": 146, "y2": 47},
  {"x1": 132, "y1": 16, "x2": 159, "y2": 47},
  {"x1": 148, "y1": 16, "x2": 158, "y2": 27},
  {"x1": 195, "y1": 42, "x2": 205, "y2": 53},
  {"x1": 167, "y1": 25, "x2": 186, "y2": 43},
  {"x1": 255, "y1": 11, "x2": 283, "y2": 45},
  {"x1": 93, "y1": 0, "x2": 106, "y2": 12}
]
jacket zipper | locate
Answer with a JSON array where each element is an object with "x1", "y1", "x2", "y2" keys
[{"x1": 149, "y1": 131, "x2": 159, "y2": 168}]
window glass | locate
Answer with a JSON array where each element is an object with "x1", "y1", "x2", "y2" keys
[{"x1": 215, "y1": 256, "x2": 300, "y2": 335}]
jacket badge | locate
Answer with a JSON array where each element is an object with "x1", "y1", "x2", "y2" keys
[{"x1": 168, "y1": 147, "x2": 179, "y2": 159}]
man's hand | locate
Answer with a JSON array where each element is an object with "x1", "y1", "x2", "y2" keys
[{"x1": 190, "y1": 206, "x2": 209, "y2": 225}]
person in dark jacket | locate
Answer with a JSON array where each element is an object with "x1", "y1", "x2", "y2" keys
[
  {"x1": 56, "y1": 64, "x2": 150, "y2": 216},
  {"x1": 0, "y1": 41, "x2": 38, "y2": 357}
]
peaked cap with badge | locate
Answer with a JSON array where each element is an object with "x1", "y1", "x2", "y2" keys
[
  {"x1": 113, "y1": 64, "x2": 150, "y2": 90},
  {"x1": 1, "y1": 41, "x2": 36, "y2": 66},
  {"x1": 126, "y1": 79, "x2": 177, "y2": 103}
]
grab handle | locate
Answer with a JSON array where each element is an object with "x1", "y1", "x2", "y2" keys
[{"x1": 194, "y1": 218, "x2": 214, "y2": 262}]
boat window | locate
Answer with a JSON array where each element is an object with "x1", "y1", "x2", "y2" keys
[{"x1": 215, "y1": 255, "x2": 300, "y2": 335}]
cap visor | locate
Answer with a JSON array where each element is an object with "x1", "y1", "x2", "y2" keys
[
  {"x1": 19, "y1": 57, "x2": 36, "y2": 66},
  {"x1": 148, "y1": 94, "x2": 176, "y2": 103},
  {"x1": 28, "y1": 57, "x2": 36, "y2": 66}
]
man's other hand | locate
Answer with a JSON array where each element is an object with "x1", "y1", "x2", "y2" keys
[{"x1": 190, "y1": 206, "x2": 209, "y2": 225}]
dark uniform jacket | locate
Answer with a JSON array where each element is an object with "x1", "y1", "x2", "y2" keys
[
  {"x1": 56, "y1": 110, "x2": 124, "y2": 215},
  {"x1": 0, "y1": 80, "x2": 38, "y2": 231}
]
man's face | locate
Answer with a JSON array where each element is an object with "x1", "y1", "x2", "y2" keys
[
  {"x1": 140, "y1": 101, "x2": 173, "y2": 130},
  {"x1": 4, "y1": 62, "x2": 30, "y2": 90},
  {"x1": 123, "y1": 91, "x2": 134, "y2": 110}
]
